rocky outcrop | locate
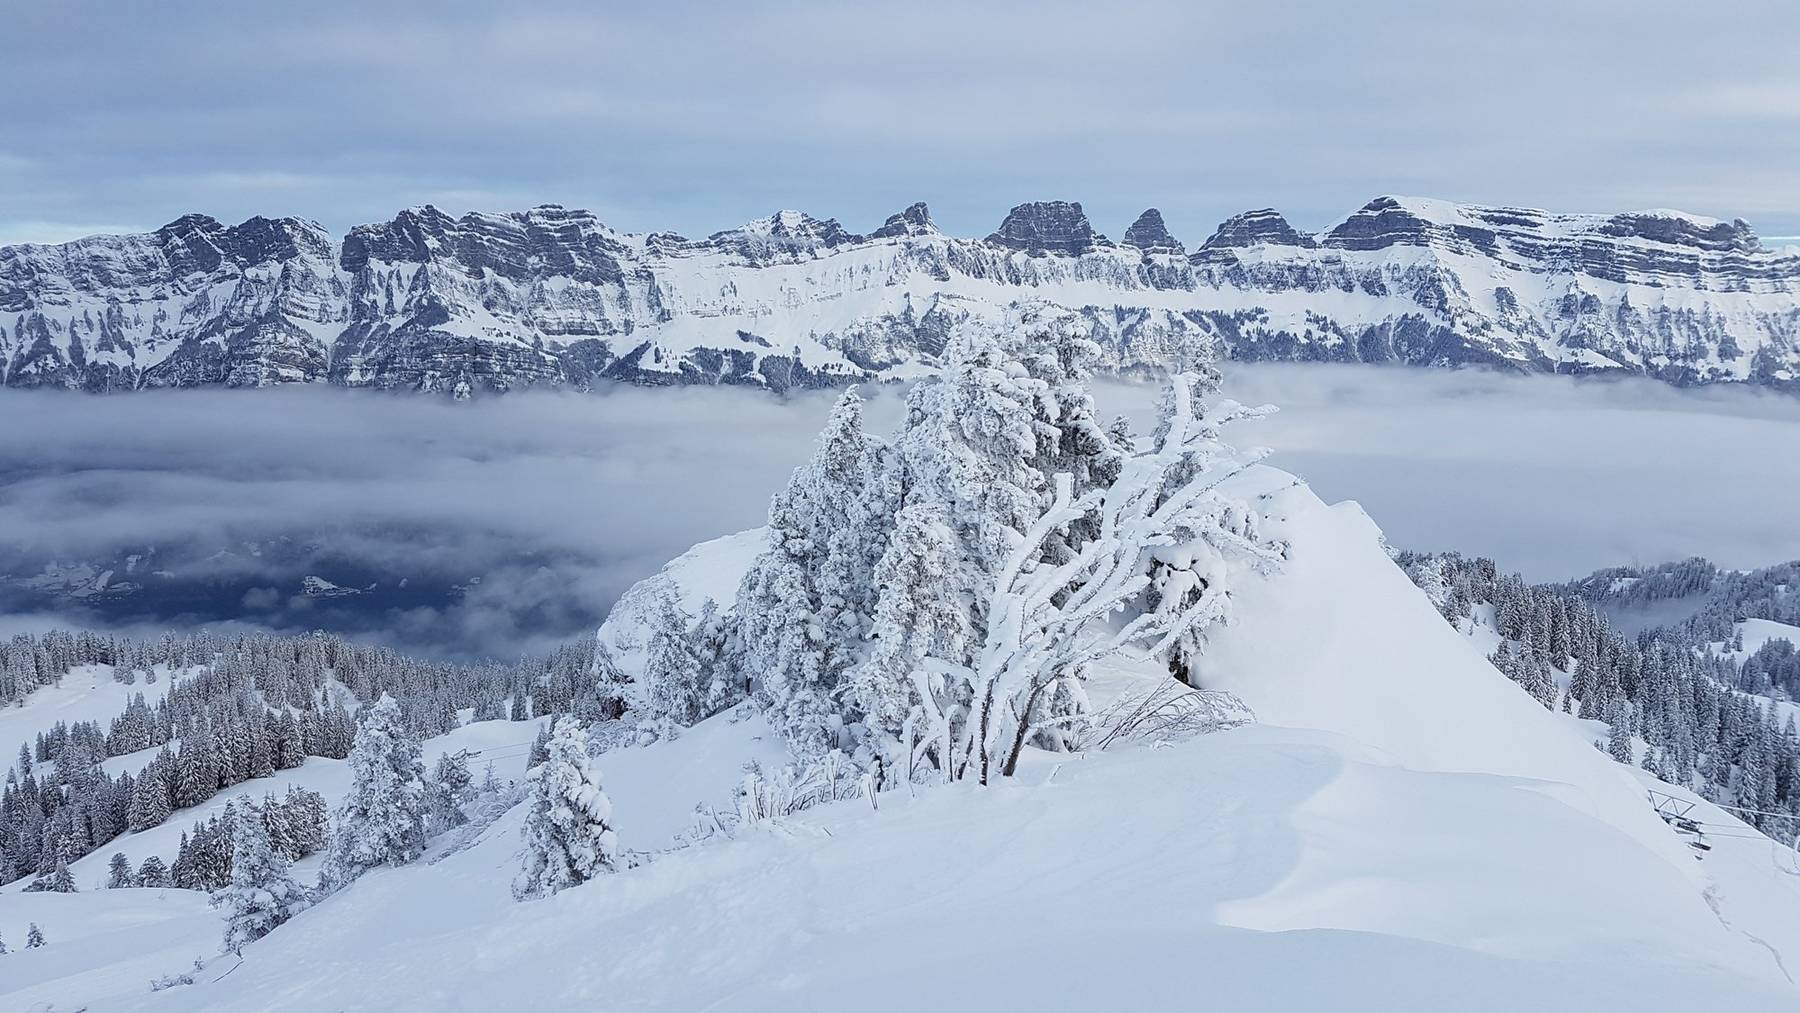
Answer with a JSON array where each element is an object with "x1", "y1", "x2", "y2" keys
[
  {"x1": 869, "y1": 202, "x2": 937, "y2": 239},
  {"x1": 1122, "y1": 209, "x2": 1184, "y2": 255},
  {"x1": 985, "y1": 201, "x2": 1105, "y2": 255},
  {"x1": 4, "y1": 195, "x2": 1798, "y2": 395},
  {"x1": 1199, "y1": 209, "x2": 1316, "y2": 252}
]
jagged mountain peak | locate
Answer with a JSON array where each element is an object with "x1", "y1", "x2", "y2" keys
[
  {"x1": 1198, "y1": 208, "x2": 1315, "y2": 252},
  {"x1": 155, "y1": 211, "x2": 227, "y2": 237},
  {"x1": 869, "y1": 201, "x2": 936, "y2": 239},
  {"x1": 986, "y1": 200, "x2": 1107, "y2": 255},
  {"x1": 1122, "y1": 208, "x2": 1183, "y2": 255},
  {"x1": 706, "y1": 209, "x2": 861, "y2": 259}
]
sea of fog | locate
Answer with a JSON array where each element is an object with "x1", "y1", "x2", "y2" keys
[{"x1": 3, "y1": 363, "x2": 1798, "y2": 661}]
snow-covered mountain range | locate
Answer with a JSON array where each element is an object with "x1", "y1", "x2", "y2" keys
[{"x1": 4, "y1": 196, "x2": 1798, "y2": 395}]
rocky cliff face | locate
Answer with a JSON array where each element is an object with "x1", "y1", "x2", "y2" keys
[{"x1": 4, "y1": 195, "x2": 1798, "y2": 395}]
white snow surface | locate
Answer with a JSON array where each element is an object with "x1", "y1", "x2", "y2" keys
[
  {"x1": 1721, "y1": 618, "x2": 1800, "y2": 662},
  {"x1": 13, "y1": 468, "x2": 1800, "y2": 1011}
]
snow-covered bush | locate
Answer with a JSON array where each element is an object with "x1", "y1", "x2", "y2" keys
[
  {"x1": 514, "y1": 717, "x2": 619, "y2": 900},
  {"x1": 733, "y1": 752, "x2": 864, "y2": 824},
  {"x1": 149, "y1": 969, "x2": 197, "y2": 992},
  {"x1": 910, "y1": 371, "x2": 1280, "y2": 784},
  {"x1": 1074, "y1": 681, "x2": 1255, "y2": 753}
]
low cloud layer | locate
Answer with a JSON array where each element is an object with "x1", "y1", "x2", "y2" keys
[
  {"x1": 4, "y1": 367, "x2": 1799, "y2": 660},
  {"x1": 1116, "y1": 366, "x2": 1800, "y2": 580},
  {"x1": 0, "y1": 384, "x2": 906, "y2": 660}
]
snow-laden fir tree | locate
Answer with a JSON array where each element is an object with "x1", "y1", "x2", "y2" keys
[
  {"x1": 321, "y1": 694, "x2": 429, "y2": 888},
  {"x1": 640, "y1": 589, "x2": 706, "y2": 731},
  {"x1": 211, "y1": 805, "x2": 308, "y2": 954},
  {"x1": 1608, "y1": 701, "x2": 1635, "y2": 764},
  {"x1": 734, "y1": 321, "x2": 1105, "y2": 756},
  {"x1": 897, "y1": 328, "x2": 1049, "y2": 606},
  {"x1": 514, "y1": 717, "x2": 618, "y2": 900},
  {"x1": 127, "y1": 762, "x2": 172, "y2": 831},
  {"x1": 107, "y1": 851, "x2": 135, "y2": 888},
  {"x1": 27, "y1": 922, "x2": 45, "y2": 947},
  {"x1": 46, "y1": 859, "x2": 76, "y2": 892},
  {"x1": 805, "y1": 387, "x2": 892, "y2": 653},
  {"x1": 735, "y1": 386, "x2": 891, "y2": 753},
  {"x1": 137, "y1": 854, "x2": 171, "y2": 888},
  {"x1": 589, "y1": 641, "x2": 630, "y2": 722},
  {"x1": 693, "y1": 598, "x2": 745, "y2": 715},
  {"x1": 427, "y1": 750, "x2": 473, "y2": 833},
  {"x1": 850, "y1": 501, "x2": 966, "y2": 740}
]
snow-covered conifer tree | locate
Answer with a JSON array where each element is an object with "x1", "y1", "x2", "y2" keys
[
  {"x1": 734, "y1": 388, "x2": 892, "y2": 754},
  {"x1": 27, "y1": 922, "x2": 44, "y2": 948},
  {"x1": 137, "y1": 854, "x2": 171, "y2": 888},
  {"x1": 640, "y1": 590, "x2": 705, "y2": 730},
  {"x1": 589, "y1": 641, "x2": 630, "y2": 722},
  {"x1": 806, "y1": 387, "x2": 891, "y2": 651},
  {"x1": 1608, "y1": 702, "x2": 1635, "y2": 764},
  {"x1": 514, "y1": 717, "x2": 618, "y2": 900},
  {"x1": 211, "y1": 806, "x2": 308, "y2": 953},
  {"x1": 128, "y1": 764, "x2": 172, "y2": 831},
  {"x1": 850, "y1": 501, "x2": 966, "y2": 740},
  {"x1": 427, "y1": 750, "x2": 474, "y2": 833},
  {"x1": 47, "y1": 859, "x2": 76, "y2": 893},
  {"x1": 107, "y1": 851, "x2": 135, "y2": 888},
  {"x1": 321, "y1": 694, "x2": 429, "y2": 888}
]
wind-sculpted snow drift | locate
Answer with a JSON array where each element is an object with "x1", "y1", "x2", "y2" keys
[{"x1": 4, "y1": 196, "x2": 1798, "y2": 395}]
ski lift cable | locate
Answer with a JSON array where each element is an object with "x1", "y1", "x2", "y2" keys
[{"x1": 1648, "y1": 788, "x2": 1796, "y2": 824}]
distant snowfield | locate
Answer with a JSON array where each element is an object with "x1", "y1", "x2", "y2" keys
[
  {"x1": 3, "y1": 363, "x2": 1800, "y2": 657},
  {"x1": 1720, "y1": 618, "x2": 1800, "y2": 662},
  {"x1": 10, "y1": 464, "x2": 1800, "y2": 1012}
]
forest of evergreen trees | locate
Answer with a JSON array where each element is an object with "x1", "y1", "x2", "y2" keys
[
  {"x1": 0, "y1": 628, "x2": 615, "y2": 888},
  {"x1": 1401, "y1": 552, "x2": 1800, "y2": 840}
]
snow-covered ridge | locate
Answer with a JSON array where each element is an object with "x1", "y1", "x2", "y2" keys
[{"x1": 4, "y1": 195, "x2": 1798, "y2": 395}]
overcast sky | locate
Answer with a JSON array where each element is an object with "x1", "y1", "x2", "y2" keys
[{"x1": 3, "y1": 1, "x2": 1798, "y2": 247}]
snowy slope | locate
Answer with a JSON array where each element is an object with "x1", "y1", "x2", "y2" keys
[
  {"x1": 596, "y1": 528, "x2": 765, "y2": 684},
  {"x1": 0, "y1": 665, "x2": 179, "y2": 773},
  {"x1": 5, "y1": 196, "x2": 1797, "y2": 395},
  {"x1": 1721, "y1": 618, "x2": 1800, "y2": 662},
  {"x1": 26, "y1": 468, "x2": 1795, "y2": 1012},
  {"x1": 1, "y1": 718, "x2": 552, "y2": 897}
]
